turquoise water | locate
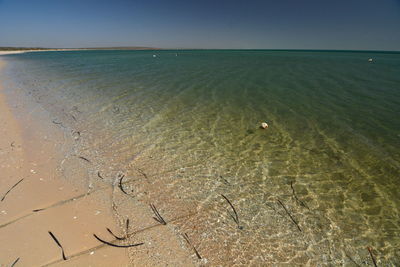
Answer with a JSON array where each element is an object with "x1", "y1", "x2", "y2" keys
[{"x1": 2, "y1": 50, "x2": 400, "y2": 265}]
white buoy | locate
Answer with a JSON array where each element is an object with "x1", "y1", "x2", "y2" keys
[
  {"x1": 261, "y1": 122, "x2": 269, "y2": 129},
  {"x1": 368, "y1": 58, "x2": 373, "y2": 62}
]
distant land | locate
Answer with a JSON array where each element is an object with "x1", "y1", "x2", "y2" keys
[{"x1": 0, "y1": 46, "x2": 159, "y2": 51}]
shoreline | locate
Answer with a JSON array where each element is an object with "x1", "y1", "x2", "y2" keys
[
  {"x1": 0, "y1": 56, "x2": 198, "y2": 266},
  {"x1": 0, "y1": 58, "x2": 131, "y2": 266}
]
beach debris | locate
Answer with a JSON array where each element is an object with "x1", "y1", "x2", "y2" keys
[
  {"x1": 277, "y1": 199, "x2": 301, "y2": 232},
  {"x1": 72, "y1": 131, "x2": 80, "y2": 140},
  {"x1": 78, "y1": 156, "x2": 91, "y2": 163},
  {"x1": 125, "y1": 219, "x2": 130, "y2": 237},
  {"x1": 93, "y1": 234, "x2": 144, "y2": 248},
  {"x1": 33, "y1": 208, "x2": 45, "y2": 212},
  {"x1": 106, "y1": 228, "x2": 125, "y2": 240},
  {"x1": 118, "y1": 174, "x2": 129, "y2": 195},
  {"x1": 1, "y1": 178, "x2": 24, "y2": 202},
  {"x1": 137, "y1": 168, "x2": 149, "y2": 181},
  {"x1": 368, "y1": 58, "x2": 373, "y2": 62},
  {"x1": 10, "y1": 257, "x2": 20, "y2": 267},
  {"x1": 90, "y1": 251, "x2": 95, "y2": 255},
  {"x1": 97, "y1": 171, "x2": 104, "y2": 179},
  {"x1": 150, "y1": 204, "x2": 167, "y2": 225},
  {"x1": 367, "y1": 247, "x2": 378, "y2": 267},
  {"x1": 182, "y1": 232, "x2": 202, "y2": 259},
  {"x1": 10, "y1": 141, "x2": 15, "y2": 148},
  {"x1": 290, "y1": 181, "x2": 309, "y2": 210},
  {"x1": 48, "y1": 231, "x2": 67, "y2": 260},
  {"x1": 52, "y1": 119, "x2": 65, "y2": 128},
  {"x1": 153, "y1": 54, "x2": 157, "y2": 57},
  {"x1": 219, "y1": 175, "x2": 230, "y2": 185},
  {"x1": 70, "y1": 114, "x2": 77, "y2": 122},
  {"x1": 221, "y1": 194, "x2": 242, "y2": 229},
  {"x1": 260, "y1": 122, "x2": 269, "y2": 129}
]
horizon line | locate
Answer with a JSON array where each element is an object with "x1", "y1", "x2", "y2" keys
[{"x1": 1, "y1": 46, "x2": 399, "y2": 53}]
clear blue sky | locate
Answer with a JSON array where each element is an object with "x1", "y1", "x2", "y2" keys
[{"x1": 0, "y1": 0, "x2": 399, "y2": 50}]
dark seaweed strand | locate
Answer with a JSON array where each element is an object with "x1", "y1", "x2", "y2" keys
[
  {"x1": 126, "y1": 219, "x2": 130, "y2": 237},
  {"x1": 290, "y1": 181, "x2": 310, "y2": 210},
  {"x1": 48, "y1": 231, "x2": 67, "y2": 260},
  {"x1": 1, "y1": 178, "x2": 24, "y2": 202},
  {"x1": 150, "y1": 204, "x2": 166, "y2": 225},
  {"x1": 97, "y1": 171, "x2": 104, "y2": 179},
  {"x1": 137, "y1": 168, "x2": 148, "y2": 179},
  {"x1": 93, "y1": 234, "x2": 144, "y2": 248},
  {"x1": 119, "y1": 175, "x2": 129, "y2": 195},
  {"x1": 277, "y1": 199, "x2": 302, "y2": 232},
  {"x1": 221, "y1": 194, "x2": 241, "y2": 229},
  {"x1": 182, "y1": 233, "x2": 202, "y2": 259},
  {"x1": 106, "y1": 228, "x2": 125, "y2": 240},
  {"x1": 33, "y1": 208, "x2": 45, "y2": 212},
  {"x1": 150, "y1": 204, "x2": 167, "y2": 225},
  {"x1": 78, "y1": 156, "x2": 91, "y2": 163},
  {"x1": 10, "y1": 257, "x2": 20, "y2": 267},
  {"x1": 367, "y1": 247, "x2": 378, "y2": 267}
]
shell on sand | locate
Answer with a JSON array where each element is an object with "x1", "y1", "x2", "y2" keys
[{"x1": 261, "y1": 122, "x2": 269, "y2": 129}]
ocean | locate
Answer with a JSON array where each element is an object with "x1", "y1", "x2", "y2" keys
[{"x1": 2, "y1": 50, "x2": 399, "y2": 265}]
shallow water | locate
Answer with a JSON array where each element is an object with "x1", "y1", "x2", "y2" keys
[{"x1": 2, "y1": 50, "x2": 400, "y2": 265}]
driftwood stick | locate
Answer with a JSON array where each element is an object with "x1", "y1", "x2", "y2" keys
[
  {"x1": 1, "y1": 178, "x2": 24, "y2": 202},
  {"x1": 367, "y1": 247, "x2": 378, "y2": 267},
  {"x1": 48, "y1": 231, "x2": 67, "y2": 260},
  {"x1": 97, "y1": 171, "x2": 104, "y2": 179},
  {"x1": 150, "y1": 204, "x2": 167, "y2": 225},
  {"x1": 277, "y1": 199, "x2": 301, "y2": 232},
  {"x1": 221, "y1": 194, "x2": 242, "y2": 229},
  {"x1": 182, "y1": 233, "x2": 202, "y2": 259},
  {"x1": 93, "y1": 234, "x2": 144, "y2": 248}
]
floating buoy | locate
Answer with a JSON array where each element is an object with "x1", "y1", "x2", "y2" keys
[
  {"x1": 368, "y1": 58, "x2": 373, "y2": 62},
  {"x1": 260, "y1": 122, "x2": 269, "y2": 129}
]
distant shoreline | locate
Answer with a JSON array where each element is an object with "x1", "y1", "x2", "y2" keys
[{"x1": 1, "y1": 47, "x2": 399, "y2": 55}]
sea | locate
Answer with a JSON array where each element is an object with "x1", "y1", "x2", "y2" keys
[{"x1": 1, "y1": 50, "x2": 399, "y2": 265}]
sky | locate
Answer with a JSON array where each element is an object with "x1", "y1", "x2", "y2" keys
[{"x1": 0, "y1": 0, "x2": 399, "y2": 50}]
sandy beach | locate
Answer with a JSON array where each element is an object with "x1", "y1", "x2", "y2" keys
[
  {"x1": 0, "y1": 57, "x2": 131, "y2": 266},
  {"x1": 0, "y1": 55, "x2": 200, "y2": 266}
]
